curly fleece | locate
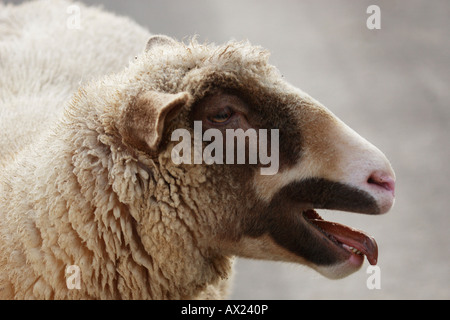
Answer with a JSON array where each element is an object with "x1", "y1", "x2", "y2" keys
[{"x1": 0, "y1": 0, "x2": 290, "y2": 299}]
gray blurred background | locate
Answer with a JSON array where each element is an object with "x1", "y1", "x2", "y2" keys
[{"x1": 5, "y1": 0, "x2": 449, "y2": 299}]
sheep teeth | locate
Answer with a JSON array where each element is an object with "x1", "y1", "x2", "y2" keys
[
  {"x1": 349, "y1": 246, "x2": 362, "y2": 255},
  {"x1": 343, "y1": 244, "x2": 363, "y2": 255}
]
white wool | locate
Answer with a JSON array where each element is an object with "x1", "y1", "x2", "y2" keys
[{"x1": 0, "y1": 0, "x2": 150, "y2": 163}]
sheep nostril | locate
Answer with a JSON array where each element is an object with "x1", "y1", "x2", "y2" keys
[{"x1": 367, "y1": 171, "x2": 396, "y2": 196}]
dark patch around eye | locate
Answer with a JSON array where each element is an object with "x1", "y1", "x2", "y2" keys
[{"x1": 208, "y1": 107, "x2": 233, "y2": 124}]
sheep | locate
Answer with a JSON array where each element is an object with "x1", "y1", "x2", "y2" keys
[{"x1": 0, "y1": 0, "x2": 396, "y2": 299}]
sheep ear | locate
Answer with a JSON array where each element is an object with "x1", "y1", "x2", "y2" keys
[
  {"x1": 120, "y1": 91, "x2": 191, "y2": 155},
  {"x1": 145, "y1": 35, "x2": 179, "y2": 51}
]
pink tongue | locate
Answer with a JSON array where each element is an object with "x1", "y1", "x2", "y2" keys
[{"x1": 310, "y1": 219, "x2": 379, "y2": 265}]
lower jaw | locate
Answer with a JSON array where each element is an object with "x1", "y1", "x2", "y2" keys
[
  {"x1": 347, "y1": 251, "x2": 365, "y2": 268},
  {"x1": 313, "y1": 251, "x2": 365, "y2": 279}
]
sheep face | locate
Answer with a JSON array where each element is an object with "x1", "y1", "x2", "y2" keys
[{"x1": 116, "y1": 36, "x2": 395, "y2": 280}]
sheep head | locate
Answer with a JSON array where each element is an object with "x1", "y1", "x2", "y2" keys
[{"x1": 112, "y1": 35, "x2": 396, "y2": 281}]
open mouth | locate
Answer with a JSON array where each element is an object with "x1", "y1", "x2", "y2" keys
[
  {"x1": 302, "y1": 209, "x2": 378, "y2": 266},
  {"x1": 250, "y1": 178, "x2": 389, "y2": 276}
]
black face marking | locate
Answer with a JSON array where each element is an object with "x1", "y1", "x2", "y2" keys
[
  {"x1": 242, "y1": 178, "x2": 379, "y2": 266},
  {"x1": 189, "y1": 88, "x2": 303, "y2": 170},
  {"x1": 243, "y1": 190, "x2": 343, "y2": 265},
  {"x1": 284, "y1": 178, "x2": 380, "y2": 215}
]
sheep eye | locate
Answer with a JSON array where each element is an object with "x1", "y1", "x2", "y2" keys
[{"x1": 208, "y1": 107, "x2": 234, "y2": 124}]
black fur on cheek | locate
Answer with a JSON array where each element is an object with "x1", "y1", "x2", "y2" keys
[
  {"x1": 240, "y1": 177, "x2": 380, "y2": 266},
  {"x1": 284, "y1": 178, "x2": 380, "y2": 215}
]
